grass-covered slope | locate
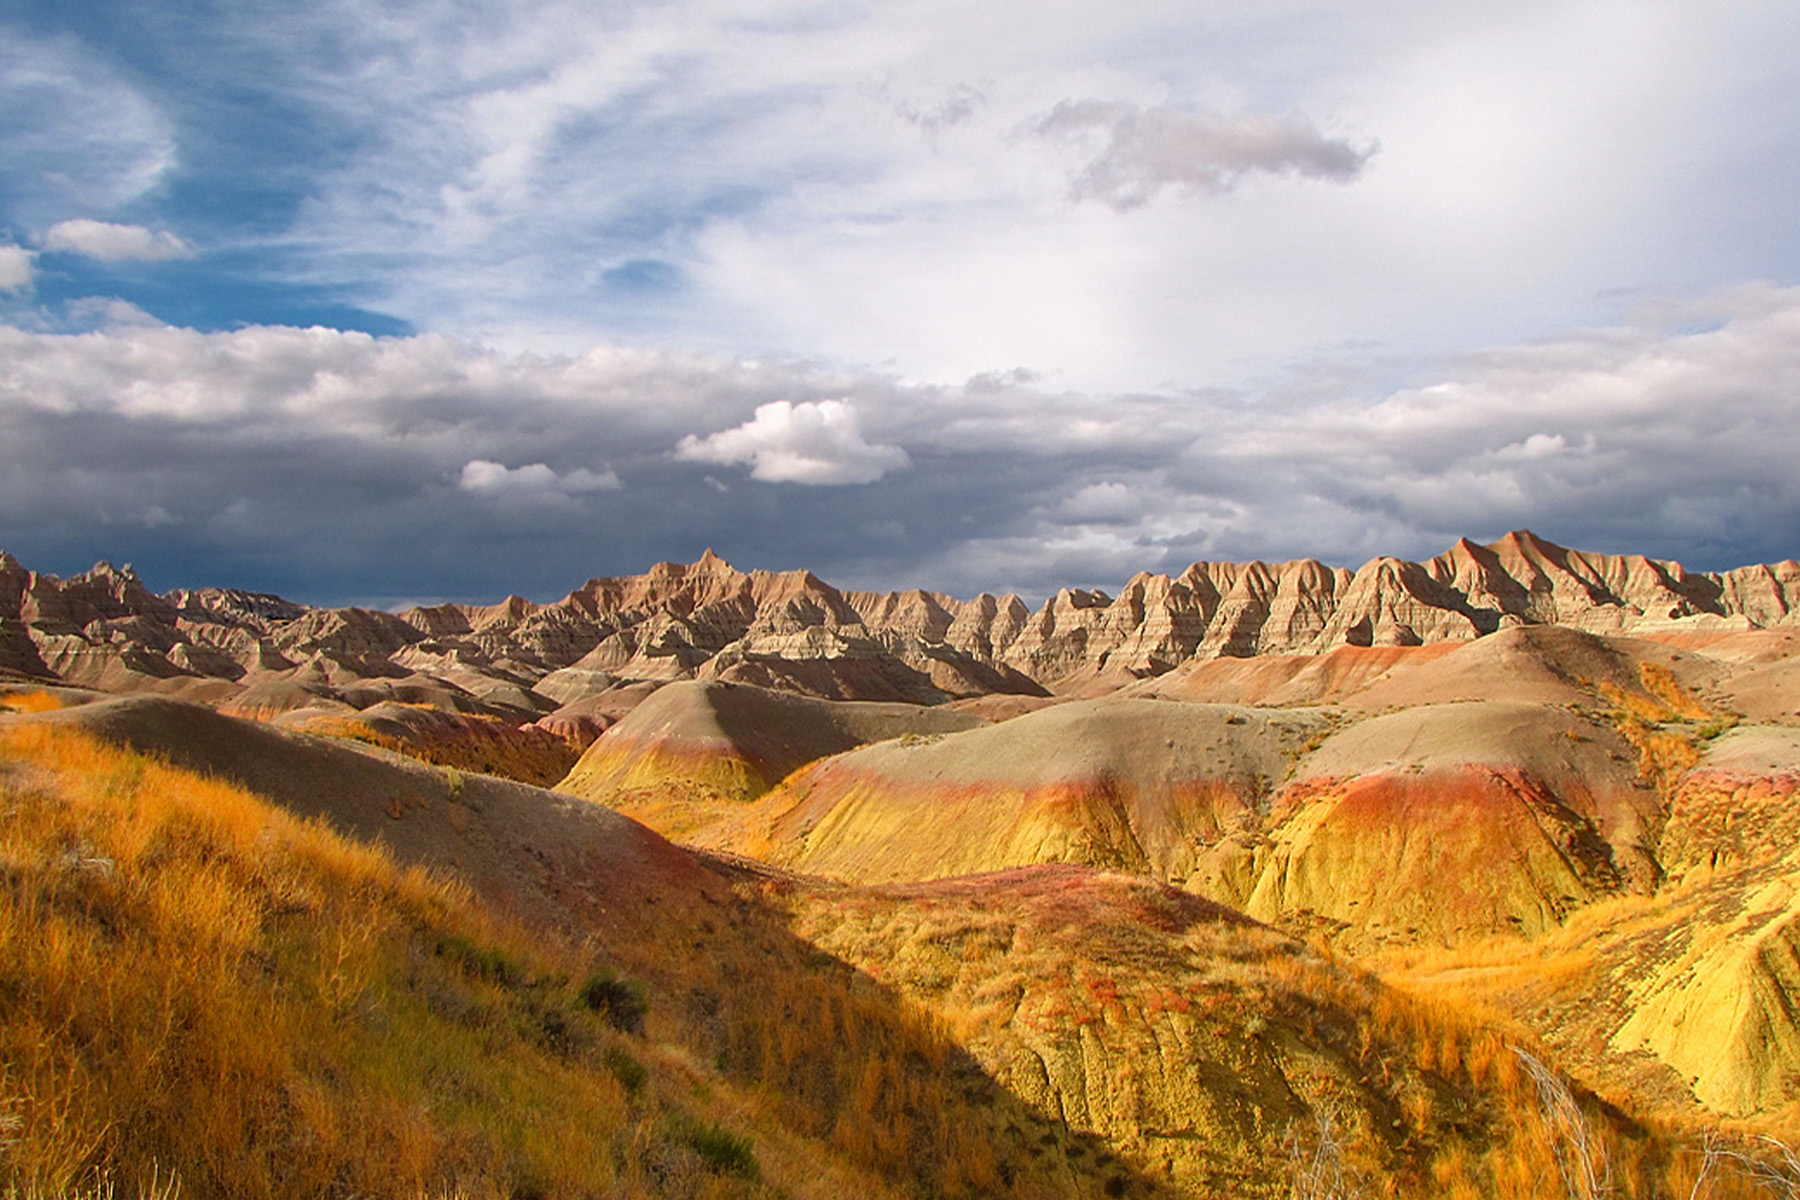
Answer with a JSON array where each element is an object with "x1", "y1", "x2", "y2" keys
[
  {"x1": 0, "y1": 718, "x2": 687, "y2": 1198},
  {"x1": 0, "y1": 695, "x2": 1164, "y2": 1200}
]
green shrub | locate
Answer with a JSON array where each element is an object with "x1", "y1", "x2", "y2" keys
[
  {"x1": 579, "y1": 970, "x2": 648, "y2": 1034},
  {"x1": 1696, "y1": 714, "x2": 1740, "y2": 740},
  {"x1": 672, "y1": 1117, "x2": 759, "y2": 1180},
  {"x1": 602, "y1": 1046, "x2": 648, "y2": 1095},
  {"x1": 436, "y1": 933, "x2": 522, "y2": 987}
]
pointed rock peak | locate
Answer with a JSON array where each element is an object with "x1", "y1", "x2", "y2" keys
[
  {"x1": 1122, "y1": 570, "x2": 1176, "y2": 594},
  {"x1": 694, "y1": 548, "x2": 734, "y2": 573},
  {"x1": 1281, "y1": 558, "x2": 1338, "y2": 588},
  {"x1": 1490, "y1": 528, "x2": 1570, "y2": 559},
  {"x1": 1055, "y1": 587, "x2": 1110, "y2": 609}
]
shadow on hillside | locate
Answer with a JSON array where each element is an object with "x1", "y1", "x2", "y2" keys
[
  {"x1": 25, "y1": 695, "x2": 1177, "y2": 1199},
  {"x1": 666, "y1": 856, "x2": 1182, "y2": 1200}
]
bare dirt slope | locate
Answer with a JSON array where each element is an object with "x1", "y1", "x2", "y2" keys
[
  {"x1": 720, "y1": 699, "x2": 1328, "y2": 885},
  {"x1": 1379, "y1": 723, "x2": 1800, "y2": 1124},
  {"x1": 684, "y1": 695, "x2": 1670, "y2": 952},
  {"x1": 1124, "y1": 623, "x2": 1744, "y2": 713},
  {"x1": 1120, "y1": 643, "x2": 1460, "y2": 706},
  {"x1": 1248, "y1": 700, "x2": 1656, "y2": 949},
  {"x1": 555, "y1": 679, "x2": 984, "y2": 841}
]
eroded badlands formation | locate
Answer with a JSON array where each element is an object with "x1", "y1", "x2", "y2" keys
[
  {"x1": 5, "y1": 529, "x2": 1797, "y2": 714},
  {"x1": 5, "y1": 528, "x2": 1800, "y2": 1158}
]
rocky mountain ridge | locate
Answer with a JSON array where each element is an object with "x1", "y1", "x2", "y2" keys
[{"x1": 3, "y1": 531, "x2": 1797, "y2": 716}]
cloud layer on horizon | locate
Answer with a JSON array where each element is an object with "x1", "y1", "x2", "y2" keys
[
  {"x1": 1, "y1": 1, "x2": 1797, "y2": 602},
  {"x1": 2, "y1": 284, "x2": 1796, "y2": 606}
]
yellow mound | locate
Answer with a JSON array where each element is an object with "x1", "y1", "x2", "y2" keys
[
  {"x1": 728, "y1": 699, "x2": 1326, "y2": 886},
  {"x1": 556, "y1": 679, "x2": 982, "y2": 840},
  {"x1": 782, "y1": 864, "x2": 1683, "y2": 1199}
]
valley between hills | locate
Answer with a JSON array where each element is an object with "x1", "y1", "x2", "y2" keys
[{"x1": 4, "y1": 529, "x2": 1800, "y2": 1198}]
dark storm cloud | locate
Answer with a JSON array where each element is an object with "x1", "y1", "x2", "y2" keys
[
  {"x1": 2, "y1": 285, "x2": 1798, "y2": 605},
  {"x1": 1035, "y1": 100, "x2": 1376, "y2": 210}
]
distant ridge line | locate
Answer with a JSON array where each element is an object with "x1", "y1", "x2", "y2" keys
[{"x1": 2, "y1": 531, "x2": 1796, "y2": 703}]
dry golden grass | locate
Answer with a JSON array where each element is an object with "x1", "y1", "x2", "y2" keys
[
  {"x1": 1598, "y1": 663, "x2": 1721, "y2": 800},
  {"x1": 613, "y1": 882, "x2": 1139, "y2": 1200},
  {"x1": 0, "y1": 722, "x2": 773, "y2": 1200},
  {"x1": 0, "y1": 692, "x2": 62, "y2": 714},
  {"x1": 0, "y1": 719, "x2": 1144, "y2": 1200}
]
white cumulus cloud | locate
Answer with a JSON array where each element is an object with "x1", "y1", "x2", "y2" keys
[
  {"x1": 43, "y1": 219, "x2": 194, "y2": 262},
  {"x1": 675, "y1": 399, "x2": 910, "y2": 485},
  {"x1": 1055, "y1": 481, "x2": 1143, "y2": 525},
  {"x1": 0, "y1": 245, "x2": 33, "y2": 291},
  {"x1": 458, "y1": 459, "x2": 621, "y2": 499}
]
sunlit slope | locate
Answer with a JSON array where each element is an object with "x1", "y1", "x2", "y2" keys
[
  {"x1": 1381, "y1": 724, "x2": 1800, "y2": 1125},
  {"x1": 0, "y1": 696, "x2": 1172, "y2": 1200},
  {"x1": 1, "y1": 690, "x2": 1778, "y2": 1197},
  {"x1": 699, "y1": 694, "x2": 1655, "y2": 949},
  {"x1": 18, "y1": 692, "x2": 713, "y2": 935},
  {"x1": 0, "y1": 718, "x2": 761, "y2": 1199},
  {"x1": 1247, "y1": 700, "x2": 1657, "y2": 949},
  {"x1": 727, "y1": 698, "x2": 1324, "y2": 881},
  {"x1": 555, "y1": 678, "x2": 981, "y2": 828},
  {"x1": 1124, "y1": 623, "x2": 1728, "y2": 710},
  {"x1": 779, "y1": 864, "x2": 1701, "y2": 1199}
]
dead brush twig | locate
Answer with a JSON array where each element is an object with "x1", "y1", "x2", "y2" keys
[
  {"x1": 1513, "y1": 1047, "x2": 1612, "y2": 1200},
  {"x1": 1284, "y1": 1109, "x2": 1367, "y2": 1200}
]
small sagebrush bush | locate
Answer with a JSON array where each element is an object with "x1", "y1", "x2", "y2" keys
[
  {"x1": 1696, "y1": 714, "x2": 1740, "y2": 741},
  {"x1": 601, "y1": 1047, "x2": 648, "y2": 1096},
  {"x1": 435, "y1": 932, "x2": 524, "y2": 987},
  {"x1": 580, "y1": 971, "x2": 649, "y2": 1035},
  {"x1": 669, "y1": 1116, "x2": 759, "y2": 1181}
]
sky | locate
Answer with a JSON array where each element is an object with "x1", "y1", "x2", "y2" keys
[{"x1": 2, "y1": 0, "x2": 1798, "y2": 606}]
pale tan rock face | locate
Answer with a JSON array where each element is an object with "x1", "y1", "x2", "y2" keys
[{"x1": 5, "y1": 532, "x2": 1797, "y2": 707}]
